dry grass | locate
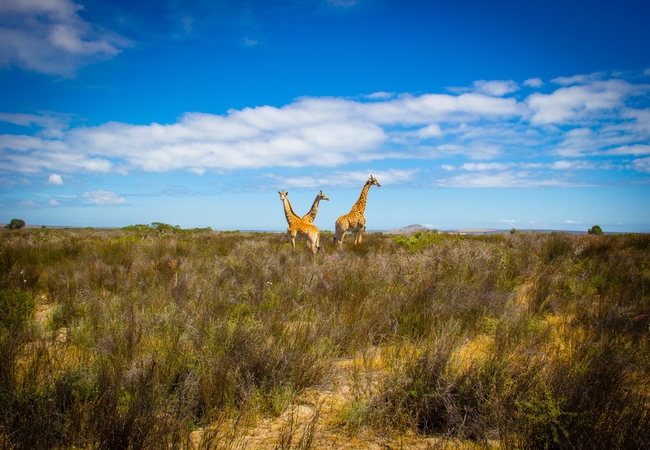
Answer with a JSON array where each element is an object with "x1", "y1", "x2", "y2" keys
[{"x1": 1, "y1": 227, "x2": 649, "y2": 449}]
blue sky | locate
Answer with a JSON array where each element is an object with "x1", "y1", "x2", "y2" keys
[{"x1": 1, "y1": 0, "x2": 649, "y2": 232}]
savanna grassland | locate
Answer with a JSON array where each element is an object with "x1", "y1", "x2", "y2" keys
[{"x1": 1, "y1": 225, "x2": 649, "y2": 449}]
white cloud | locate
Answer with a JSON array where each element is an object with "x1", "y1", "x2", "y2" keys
[
  {"x1": 47, "y1": 174, "x2": 63, "y2": 185},
  {"x1": 630, "y1": 157, "x2": 650, "y2": 173},
  {"x1": 526, "y1": 79, "x2": 641, "y2": 125},
  {"x1": 188, "y1": 167, "x2": 206, "y2": 175},
  {"x1": 461, "y1": 162, "x2": 512, "y2": 171},
  {"x1": 524, "y1": 78, "x2": 543, "y2": 88},
  {"x1": 417, "y1": 124, "x2": 442, "y2": 138},
  {"x1": 1, "y1": 72, "x2": 648, "y2": 184},
  {"x1": 550, "y1": 160, "x2": 594, "y2": 170},
  {"x1": 48, "y1": 199, "x2": 60, "y2": 206},
  {"x1": 554, "y1": 120, "x2": 650, "y2": 158},
  {"x1": 605, "y1": 144, "x2": 650, "y2": 156},
  {"x1": 452, "y1": 160, "x2": 593, "y2": 172},
  {"x1": 265, "y1": 168, "x2": 419, "y2": 189},
  {"x1": 19, "y1": 200, "x2": 39, "y2": 207},
  {"x1": 435, "y1": 171, "x2": 523, "y2": 188},
  {"x1": 555, "y1": 127, "x2": 598, "y2": 157},
  {"x1": 435, "y1": 159, "x2": 598, "y2": 188},
  {"x1": 0, "y1": 0, "x2": 132, "y2": 76},
  {"x1": 243, "y1": 36, "x2": 259, "y2": 46},
  {"x1": 472, "y1": 80, "x2": 519, "y2": 96},
  {"x1": 0, "y1": 112, "x2": 72, "y2": 138},
  {"x1": 82, "y1": 190, "x2": 126, "y2": 205},
  {"x1": 613, "y1": 109, "x2": 650, "y2": 146},
  {"x1": 2, "y1": 92, "x2": 519, "y2": 174},
  {"x1": 0, "y1": 133, "x2": 113, "y2": 173},
  {"x1": 436, "y1": 171, "x2": 579, "y2": 188},
  {"x1": 552, "y1": 72, "x2": 606, "y2": 86},
  {"x1": 365, "y1": 92, "x2": 395, "y2": 100},
  {"x1": 356, "y1": 92, "x2": 520, "y2": 126}
]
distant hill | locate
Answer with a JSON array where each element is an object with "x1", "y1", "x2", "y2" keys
[{"x1": 384, "y1": 224, "x2": 431, "y2": 235}]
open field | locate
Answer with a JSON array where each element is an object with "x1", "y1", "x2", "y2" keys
[{"x1": 1, "y1": 226, "x2": 649, "y2": 449}]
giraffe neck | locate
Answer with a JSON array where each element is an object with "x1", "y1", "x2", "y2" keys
[
  {"x1": 282, "y1": 197, "x2": 300, "y2": 224},
  {"x1": 303, "y1": 197, "x2": 323, "y2": 222},
  {"x1": 351, "y1": 182, "x2": 371, "y2": 214}
]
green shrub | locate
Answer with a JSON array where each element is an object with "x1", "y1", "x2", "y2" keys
[
  {"x1": 588, "y1": 224, "x2": 603, "y2": 235},
  {"x1": 4, "y1": 219, "x2": 26, "y2": 230},
  {"x1": 0, "y1": 288, "x2": 35, "y2": 330},
  {"x1": 122, "y1": 222, "x2": 212, "y2": 235},
  {"x1": 392, "y1": 230, "x2": 446, "y2": 253}
]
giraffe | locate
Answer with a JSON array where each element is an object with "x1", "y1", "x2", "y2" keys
[
  {"x1": 278, "y1": 190, "x2": 321, "y2": 254},
  {"x1": 334, "y1": 175, "x2": 381, "y2": 246},
  {"x1": 301, "y1": 190, "x2": 329, "y2": 224}
]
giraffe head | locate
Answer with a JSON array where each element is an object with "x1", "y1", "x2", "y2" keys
[
  {"x1": 278, "y1": 190, "x2": 288, "y2": 200},
  {"x1": 317, "y1": 190, "x2": 330, "y2": 202},
  {"x1": 368, "y1": 175, "x2": 381, "y2": 188}
]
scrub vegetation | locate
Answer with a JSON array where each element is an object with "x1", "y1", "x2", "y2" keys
[{"x1": 1, "y1": 226, "x2": 649, "y2": 449}]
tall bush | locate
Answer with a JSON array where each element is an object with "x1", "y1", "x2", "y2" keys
[{"x1": 4, "y1": 219, "x2": 26, "y2": 230}]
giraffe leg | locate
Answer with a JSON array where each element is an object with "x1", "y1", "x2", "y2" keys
[
  {"x1": 334, "y1": 222, "x2": 345, "y2": 246},
  {"x1": 312, "y1": 233, "x2": 319, "y2": 253},
  {"x1": 356, "y1": 224, "x2": 366, "y2": 244}
]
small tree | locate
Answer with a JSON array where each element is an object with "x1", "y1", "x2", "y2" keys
[
  {"x1": 588, "y1": 225, "x2": 603, "y2": 235},
  {"x1": 152, "y1": 222, "x2": 181, "y2": 233},
  {"x1": 4, "y1": 219, "x2": 26, "y2": 230}
]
